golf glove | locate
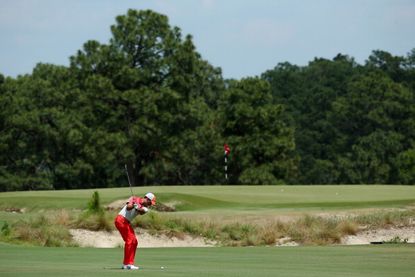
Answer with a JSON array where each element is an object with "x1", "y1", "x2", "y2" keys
[
  {"x1": 133, "y1": 203, "x2": 139, "y2": 210},
  {"x1": 142, "y1": 207, "x2": 149, "y2": 213}
]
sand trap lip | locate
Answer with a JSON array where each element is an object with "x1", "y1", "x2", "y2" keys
[{"x1": 70, "y1": 229, "x2": 216, "y2": 248}]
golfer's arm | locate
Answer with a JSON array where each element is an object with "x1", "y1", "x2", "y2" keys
[
  {"x1": 126, "y1": 203, "x2": 134, "y2": 210},
  {"x1": 137, "y1": 207, "x2": 148, "y2": 215}
]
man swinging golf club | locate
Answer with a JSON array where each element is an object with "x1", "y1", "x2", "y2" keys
[{"x1": 114, "y1": 192, "x2": 156, "y2": 270}]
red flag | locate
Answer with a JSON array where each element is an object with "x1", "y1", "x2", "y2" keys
[{"x1": 224, "y1": 144, "x2": 230, "y2": 156}]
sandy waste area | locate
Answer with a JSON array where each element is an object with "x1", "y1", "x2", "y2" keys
[
  {"x1": 341, "y1": 226, "x2": 415, "y2": 245},
  {"x1": 70, "y1": 201, "x2": 415, "y2": 247},
  {"x1": 70, "y1": 229, "x2": 216, "y2": 248},
  {"x1": 70, "y1": 226, "x2": 415, "y2": 248}
]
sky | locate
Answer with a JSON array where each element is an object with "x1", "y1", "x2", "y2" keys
[{"x1": 1, "y1": 0, "x2": 414, "y2": 79}]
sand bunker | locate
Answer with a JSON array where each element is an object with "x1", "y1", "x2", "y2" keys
[
  {"x1": 70, "y1": 226, "x2": 415, "y2": 248},
  {"x1": 342, "y1": 226, "x2": 415, "y2": 245},
  {"x1": 70, "y1": 228, "x2": 216, "y2": 248}
]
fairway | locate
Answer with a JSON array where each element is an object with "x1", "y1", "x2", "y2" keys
[
  {"x1": 1, "y1": 185, "x2": 414, "y2": 212},
  {"x1": 1, "y1": 186, "x2": 415, "y2": 276},
  {"x1": 0, "y1": 243, "x2": 414, "y2": 277},
  {"x1": 1, "y1": 185, "x2": 414, "y2": 228}
]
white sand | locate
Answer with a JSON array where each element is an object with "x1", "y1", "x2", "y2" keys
[
  {"x1": 69, "y1": 228, "x2": 216, "y2": 248},
  {"x1": 342, "y1": 226, "x2": 415, "y2": 245}
]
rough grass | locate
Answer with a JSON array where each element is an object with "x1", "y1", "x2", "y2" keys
[
  {"x1": 73, "y1": 211, "x2": 114, "y2": 232},
  {"x1": 1, "y1": 186, "x2": 414, "y2": 247},
  {"x1": 71, "y1": 191, "x2": 114, "y2": 232},
  {"x1": 0, "y1": 192, "x2": 115, "y2": 245},
  {"x1": 354, "y1": 209, "x2": 415, "y2": 228},
  {"x1": 132, "y1": 208, "x2": 415, "y2": 246},
  {"x1": 1, "y1": 207, "x2": 414, "y2": 247},
  {"x1": 2, "y1": 212, "x2": 76, "y2": 247}
]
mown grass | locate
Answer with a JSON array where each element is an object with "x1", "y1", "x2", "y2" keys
[
  {"x1": 1, "y1": 185, "x2": 414, "y2": 211},
  {"x1": 1, "y1": 242, "x2": 415, "y2": 277}
]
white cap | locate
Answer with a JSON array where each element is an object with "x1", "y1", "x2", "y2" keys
[{"x1": 145, "y1": 192, "x2": 156, "y2": 205}]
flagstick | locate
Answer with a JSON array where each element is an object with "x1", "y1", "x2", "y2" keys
[
  {"x1": 223, "y1": 144, "x2": 230, "y2": 182},
  {"x1": 224, "y1": 153, "x2": 228, "y2": 180}
]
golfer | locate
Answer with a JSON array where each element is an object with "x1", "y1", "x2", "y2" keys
[{"x1": 114, "y1": 192, "x2": 156, "y2": 270}]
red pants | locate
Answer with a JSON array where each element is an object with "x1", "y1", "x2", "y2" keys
[{"x1": 114, "y1": 215, "x2": 138, "y2": 265}]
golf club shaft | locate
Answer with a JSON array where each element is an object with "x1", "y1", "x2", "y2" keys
[{"x1": 125, "y1": 164, "x2": 134, "y2": 197}]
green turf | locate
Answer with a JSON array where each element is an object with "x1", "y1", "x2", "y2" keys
[
  {"x1": 0, "y1": 243, "x2": 414, "y2": 277},
  {"x1": 1, "y1": 185, "x2": 414, "y2": 212},
  {"x1": 1, "y1": 187, "x2": 414, "y2": 276}
]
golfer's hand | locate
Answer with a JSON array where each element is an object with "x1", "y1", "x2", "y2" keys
[
  {"x1": 138, "y1": 207, "x2": 149, "y2": 215},
  {"x1": 133, "y1": 203, "x2": 139, "y2": 210}
]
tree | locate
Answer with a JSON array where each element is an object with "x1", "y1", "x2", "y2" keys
[
  {"x1": 366, "y1": 50, "x2": 406, "y2": 83},
  {"x1": 397, "y1": 148, "x2": 415, "y2": 184},
  {"x1": 329, "y1": 72, "x2": 415, "y2": 183},
  {"x1": 262, "y1": 55, "x2": 359, "y2": 184},
  {"x1": 219, "y1": 78, "x2": 297, "y2": 184},
  {"x1": 70, "y1": 9, "x2": 224, "y2": 186}
]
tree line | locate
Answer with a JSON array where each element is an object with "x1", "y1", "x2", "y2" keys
[{"x1": 1, "y1": 9, "x2": 414, "y2": 191}]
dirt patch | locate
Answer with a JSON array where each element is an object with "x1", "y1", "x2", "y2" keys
[
  {"x1": 70, "y1": 228, "x2": 216, "y2": 248},
  {"x1": 155, "y1": 201, "x2": 179, "y2": 212},
  {"x1": 105, "y1": 200, "x2": 127, "y2": 211},
  {"x1": 1, "y1": 207, "x2": 26, "y2": 213},
  {"x1": 70, "y1": 229, "x2": 124, "y2": 248},
  {"x1": 342, "y1": 226, "x2": 415, "y2": 245},
  {"x1": 276, "y1": 237, "x2": 299, "y2": 247}
]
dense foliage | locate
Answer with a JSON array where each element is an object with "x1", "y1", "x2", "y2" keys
[
  {"x1": 0, "y1": 10, "x2": 414, "y2": 190},
  {"x1": 262, "y1": 51, "x2": 415, "y2": 184}
]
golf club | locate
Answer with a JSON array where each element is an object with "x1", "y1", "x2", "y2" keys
[{"x1": 125, "y1": 164, "x2": 134, "y2": 197}]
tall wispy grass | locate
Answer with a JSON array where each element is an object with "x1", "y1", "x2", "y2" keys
[
  {"x1": 132, "y1": 208, "x2": 414, "y2": 246},
  {"x1": 73, "y1": 191, "x2": 113, "y2": 231},
  {"x1": 1, "y1": 196, "x2": 413, "y2": 247},
  {"x1": 0, "y1": 192, "x2": 115, "y2": 246},
  {"x1": 354, "y1": 209, "x2": 414, "y2": 228},
  {"x1": 2, "y1": 211, "x2": 77, "y2": 247}
]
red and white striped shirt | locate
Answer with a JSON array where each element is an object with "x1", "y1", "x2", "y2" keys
[{"x1": 118, "y1": 196, "x2": 146, "y2": 222}]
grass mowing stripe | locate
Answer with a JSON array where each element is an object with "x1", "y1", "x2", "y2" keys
[
  {"x1": 1, "y1": 185, "x2": 414, "y2": 212},
  {"x1": 260, "y1": 199, "x2": 415, "y2": 210},
  {"x1": 1, "y1": 243, "x2": 415, "y2": 277}
]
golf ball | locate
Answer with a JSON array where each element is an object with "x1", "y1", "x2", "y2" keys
[{"x1": 161, "y1": 266, "x2": 165, "y2": 270}]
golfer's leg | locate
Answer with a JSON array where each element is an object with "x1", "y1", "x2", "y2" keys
[
  {"x1": 114, "y1": 216, "x2": 130, "y2": 265},
  {"x1": 125, "y1": 224, "x2": 138, "y2": 265},
  {"x1": 132, "y1": 233, "x2": 138, "y2": 263}
]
